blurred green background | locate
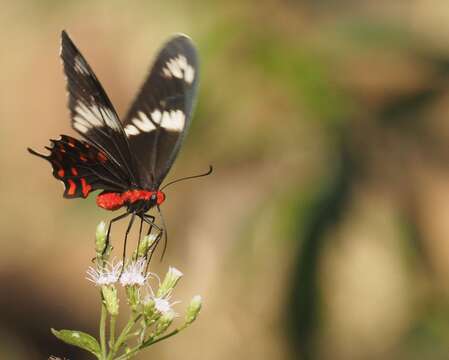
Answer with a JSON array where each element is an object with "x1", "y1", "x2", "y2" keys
[{"x1": 3, "y1": 0, "x2": 449, "y2": 359}]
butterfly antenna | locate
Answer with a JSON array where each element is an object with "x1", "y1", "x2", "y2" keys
[{"x1": 161, "y1": 165, "x2": 213, "y2": 191}]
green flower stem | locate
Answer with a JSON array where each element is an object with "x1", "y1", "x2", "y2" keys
[
  {"x1": 100, "y1": 302, "x2": 108, "y2": 360},
  {"x1": 138, "y1": 323, "x2": 147, "y2": 344},
  {"x1": 109, "y1": 315, "x2": 117, "y2": 350},
  {"x1": 114, "y1": 345, "x2": 141, "y2": 360},
  {"x1": 143, "y1": 327, "x2": 182, "y2": 348},
  {"x1": 125, "y1": 331, "x2": 140, "y2": 339},
  {"x1": 107, "y1": 314, "x2": 141, "y2": 360},
  {"x1": 115, "y1": 325, "x2": 188, "y2": 360},
  {"x1": 114, "y1": 341, "x2": 146, "y2": 360}
]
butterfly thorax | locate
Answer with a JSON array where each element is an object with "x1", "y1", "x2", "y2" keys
[{"x1": 96, "y1": 190, "x2": 165, "y2": 213}]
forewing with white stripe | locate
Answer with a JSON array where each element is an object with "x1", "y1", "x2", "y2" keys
[
  {"x1": 122, "y1": 35, "x2": 199, "y2": 189},
  {"x1": 60, "y1": 31, "x2": 139, "y2": 187}
]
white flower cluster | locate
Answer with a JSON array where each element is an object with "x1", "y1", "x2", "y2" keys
[
  {"x1": 87, "y1": 258, "x2": 184, "y2": 316},
  {"x1": 86, "y1": 260, "x2": 122, "y2": 286},
  {"x1": 119, "y1": 257, "x2": 148, "y2": 287}
]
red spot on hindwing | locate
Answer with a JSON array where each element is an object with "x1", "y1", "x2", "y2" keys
[
  {"x1": 80, "y1": 178, "x2": 92, "y2": 198},
  {"x1": 97, "y1": 152, "x2": 107, "y2": 163},
  {"x1": 57, "y1": 169, "x2": 65, "y2": 178},
  {"x1": 71, "y1": 167, "x2": 78, "y2": 176},
  {"x1": 67, "y1": 179, "x2": 76, "y2": 196}
]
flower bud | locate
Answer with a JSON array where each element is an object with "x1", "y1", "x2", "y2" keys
[
  {"x1": 136, "y1": 233, "x2": 158, "y2": 258},
  {"x1": 143, "y1": 298, "x2": 156, "y2": 319},
  {"x1": 185, "y1": 295, "x2": 202, "y2": 325},
  {"x1": 101, "y1": 286, "x2": 119, "y2": 316},
  {"x1": 95, "y1": 222, "x2": 108, "y2": 256},
  {"x1": 126, "y1": 286, "x2": 140, "y2": 311},
  {"x1": 155, "y1": 310, "x2": 175, "y2": 335},
  {"x1": 157, "y1": 267, "x2": 183, "y2": 298}
]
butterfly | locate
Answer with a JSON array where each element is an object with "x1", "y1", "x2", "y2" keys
[{"x1": 28, "y1": 31, "x2": 211, "y2": 257}]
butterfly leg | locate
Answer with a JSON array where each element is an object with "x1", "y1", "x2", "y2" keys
[
  {"x1": 120, "y1": 212, "x2": 136, "y2": 274},
  {"x1": 134, "y1": 217, "x2": 144, "y2": 260},
  {"x1": 104, "y1": 212, "x2": 129, "y2": 256},
  {"x1": 142, "y1": 214, "x2": 163, "y2": 268},
  {"x1": 157, "y1": 205, "x2": 169, "y2": 261},
  {"x1": 145, "y1": 215, "x2": 155, "y2": 236}
]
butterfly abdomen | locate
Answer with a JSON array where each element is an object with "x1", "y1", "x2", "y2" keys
[
  {"x1": 96, "y1": 190, "x2": 165, "y2": 211},
  {"x1": 96, "y1": 192, "x2": 124, "y2": 210}
]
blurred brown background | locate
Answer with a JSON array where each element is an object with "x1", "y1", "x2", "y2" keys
[{"x1": 2, "y1": 0, "x2": 449, "y2": 359}]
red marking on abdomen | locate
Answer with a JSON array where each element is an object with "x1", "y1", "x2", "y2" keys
[
  {"x1": 122, "y1": 190, "x2": 153, "y2": 203},
  {"x1": 96, "y1": 190, "x2": 166, "y2": 211},
  {"x1": 96, "y1": 192, "x2": 125, "y2": 211},
  {"x1": 80, "y1": 178, "x2": 92, "y2": 198},
  {"x1": 67, "y1": 179, "x2": 76, "y2": 196}
]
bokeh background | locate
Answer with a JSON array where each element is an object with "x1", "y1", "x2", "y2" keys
[{"x1": 2, "y1": 0, "x2": 449, "y2": 359}]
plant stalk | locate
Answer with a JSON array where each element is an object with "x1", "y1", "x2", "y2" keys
[{"x1": 100, "y1": 302, "x2": 108, "y2": 359}]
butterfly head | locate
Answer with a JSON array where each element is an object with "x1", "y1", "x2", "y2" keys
[{"x1": 153, "y1": 191, "x2": 166, "y2": 206}]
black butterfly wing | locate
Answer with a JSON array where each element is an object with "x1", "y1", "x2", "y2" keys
[
  {"x1": 60, "y1": 30, "x2": 139, "y2": 187},
  {"x1": 28, "y1": 136, "x2": 128, "y2": 198},
  {"x1": 122, "y1": 35, "x2": 199, "y2": 189}
]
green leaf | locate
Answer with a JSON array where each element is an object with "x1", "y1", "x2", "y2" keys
[{"x1": 51, "y1": 328, "x2": 101, "y2": 358}]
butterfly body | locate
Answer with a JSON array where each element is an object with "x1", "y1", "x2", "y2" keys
[{"x1": 96, "y1": 190, "x2": 165, "y2": 212}]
